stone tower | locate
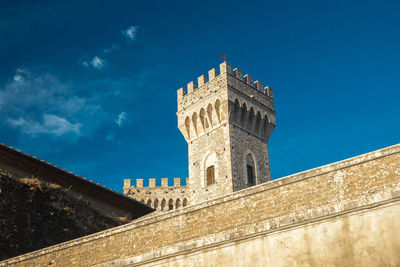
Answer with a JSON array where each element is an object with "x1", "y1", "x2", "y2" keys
[{"x1": 177, "y1": 61, "x2": 276, "y2": 204}]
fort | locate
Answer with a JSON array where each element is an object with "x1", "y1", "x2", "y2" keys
[
  {"x1": 1, "y1": 61, "x2": 399, "y2": 266},
  {"x1": 124, "y1": 61, "x2": 276, "y2": 209}
]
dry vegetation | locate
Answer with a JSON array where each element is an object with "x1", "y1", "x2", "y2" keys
[{"x1": 0, "y1": 169, "x2": 126, "y2": 260}]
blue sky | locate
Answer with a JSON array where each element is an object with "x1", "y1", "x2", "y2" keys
[{"x1": 1, "y1": 0, "x2": 399, "y2": 192}]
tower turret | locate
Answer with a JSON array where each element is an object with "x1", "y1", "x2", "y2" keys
[{"x1": 177, "y1": 61, "x2": 276, "y2": 204}]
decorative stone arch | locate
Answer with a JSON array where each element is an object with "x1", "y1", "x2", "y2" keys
[
  {"x1": 207, "y1": 103, "x2": 213, "y2": 127},
  {"x1": 202, "y1": 150, "x2": 218, "y2": 188},
  {"x1": 168, "y1": 199, "x2": 174, "y2": 210},
  {"x1": 154, "y1": 199, "x2": 159, "y2": 210},
  {"x1": 233, "y1": 98, "x2": 241, "y2": 123},
  {"x1": 199, "y1": 108, "x2": 206, "y2": 132},
  {"x1": 248, "y1": 107, "x2": 255, "y2": 130},
  {"x1": 185, "y1": 116, "x2": 191, "y2": 139},
  {"x1": 175, "y1": 198, "x2": 181, "y2": 209},
  {"x1": 242, "y1": 149, "x2": 258, "y2": 186},
  {"x1": 240, "y1": 102, "x2": 248, "y2": 126},
  {"x1": 255, "y1": 111, "x2": 262, "y2": 135},
  {"x1": 192, "y1": 112, "x2": 198, "y2": 136},
  {"x1": 182, "y1": 198, "x2": 188, "y2": 207},
  {"x1": 262, "y1": 114, "x2": 270, "y2": 138},
  {"x1": 161, "y1": 199, "x2": 166, "y2": 211},
  {"x1": 215, "y1": 99, "x2": 221, "y2": 123}
]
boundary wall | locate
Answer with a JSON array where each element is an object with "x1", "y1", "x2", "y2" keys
[{"x1": 1, "y1": 144, "x2": 400, "y2": 266}]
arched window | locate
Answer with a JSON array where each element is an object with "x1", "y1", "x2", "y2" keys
[
  {"x1": 146, "y1": 199, "x2": 152, "y2": 208},
  {"x1": 204, "y1": 152, "x2": 217, "y2": 187},
  {"x1": 246, "y1": 154, "x2": 256, "y2": 185},
  {"x1": 154, "y1": 199, "x2": 159, "y2": 210},
  {"x1": 176, "y1": 198, "x2": 181, "y2": 209},
  {"x1": 161, "y1": 199, "x2": 166, "y2": 211},
  {"x1": 168, "y1": 199, "x2": 174, "y2": 210},
  {"x1": 183, "y1": 198, "x2": 188, "y2": 207}
]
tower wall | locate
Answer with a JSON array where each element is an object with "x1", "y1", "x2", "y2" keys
[
  {"x1": 177, "y1": 62, "x2": 275, "y2": 204},
  {"x1": 229, "y1": 126, "x2": 270, "y2": 191}
]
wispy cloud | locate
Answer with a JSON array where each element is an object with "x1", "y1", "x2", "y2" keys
[
  {"x1": 122, "y1": 26, "x2": 138, "y2": 41},
  {"x1": 7, "y1": 114, "x2": 81, "y2": 136},
  {"x1": 91, "y1": 56, "x2": 106, "y2": 69},
  {"x1": 114, "y1": 112, "x2": 128, "y2": 127},
  {"x1": 1, "y1": 64, "x2": 164, "y2": 148},
  {"x1": 0, "y1": 68, "x2": 104, "y2": 141},
  {"x1": 82, "y1": 56, "x2": 106, "y2": 70}
]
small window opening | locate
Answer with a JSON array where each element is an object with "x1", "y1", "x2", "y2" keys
[
  {"x1": 169, "y1": 205, "x2": 173, "y2": 210},
  {"x1": 246, "y1": 154, "x2": 256, "y2": 185},
  {"x1": 247, "y1": 165, "x2": 255, "y2": 185},
  {"x1": 206, "y1": 165, "x2": 215, "y2": 186}
]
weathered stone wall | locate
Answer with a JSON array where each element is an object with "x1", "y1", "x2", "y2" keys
[
  {"x1": 123, "y1": 178, "x2": 190, "y2": 212},
  {"x1": 133, "y1": 203, "x2": 400, "y2": 267},
  {"x1": 2, "y1": 144, "x2": 399, "y2": 267},
  {"x1": 176, "y1": 62, "x2": 275, "y2": 203},
  {"x1": 229, "y1": 125, "x2": 270, "y2": 190}
]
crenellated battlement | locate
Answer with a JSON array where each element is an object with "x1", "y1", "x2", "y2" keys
[
  {"x1": 177, "y1": 61, "x2": 274, "y2": 103},
  {"x1": 123, "y1": 177, "x2": 188, "y2": 189},
  {"x1": 123, "y1": 177, "x2": 190, "y2": 212}
]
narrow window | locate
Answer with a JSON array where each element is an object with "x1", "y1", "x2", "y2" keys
[
  {"x1": 246, "y1": 154, "x2": 256, "y2": 185},
  {"x1": 168, "y1": 199, "x2": 174, "y2": 210},
  {"x1": 247, "y1": 165, "x2": 255, "y2": 185},
  {"x1": 206, "y1": 165, "x2": 215, "y2": 186}
]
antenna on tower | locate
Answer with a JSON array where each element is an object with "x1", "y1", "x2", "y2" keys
[{"x1": 219, "y1": 54, "x2": 226, "y2": 62}]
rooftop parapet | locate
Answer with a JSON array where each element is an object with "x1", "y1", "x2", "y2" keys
[
  {"x1": 177, "y1": 61, "x2": 274, "y2": 99},
  {"x1": 123, "y1": 178, "x2": 188, "y2": 188}
]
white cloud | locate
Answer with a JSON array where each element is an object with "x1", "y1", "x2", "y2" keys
[
  {"x1": 7, "y1": 114, "x2": 81, "y2": 136},
  {"x1": 0, "y1": 68, "x2": 105, "y2": 141},
  {"x1": 114, "y1": 112, "x2": 128, "y2": 127},
  {"x1": 91, "y1": 56, "x2": 106, "y2": 70},
  {"x1": 122, "y1": 26, "x2": 138, "y2": 41},
  {"x1": 82, "y1": 57, "x2": 106, "y2": 70}
]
